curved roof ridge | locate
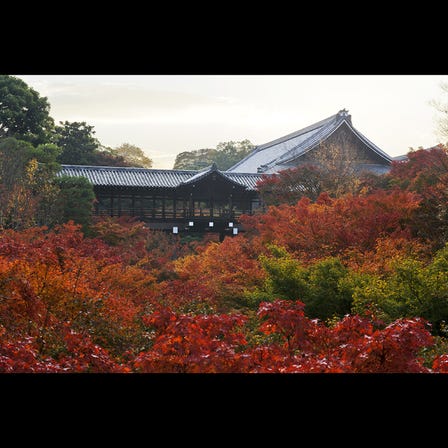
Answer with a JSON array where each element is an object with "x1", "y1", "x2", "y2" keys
[
  {"x1": 255, "y1": 113, "x2": 338, "y2": 151},
  {"x1": 261, "y1": 116, "x2": 392, "y2": 171},
  {"x1": 263, "y1": 116, "x2": 343, "y2": 170},
  {"x1": 228, "y1": 112, "x2": 339, "y2": 172}
]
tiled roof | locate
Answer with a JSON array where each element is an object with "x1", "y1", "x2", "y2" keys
[
  {"x1": 59, "y1": 165, "x2": 193, "y2": 188},
  {"x1": 227, "y1": 109, "x2": 392, "y2": 173},
  {"x1": 58, "y1": 165, "x2": 264, "y2": 191},
  {"x1": 224, "y1": 172, "x2": 264, "y2": 190},
  {"x1": 228, "y1": 113, "x2": 337, "y2": 173}
]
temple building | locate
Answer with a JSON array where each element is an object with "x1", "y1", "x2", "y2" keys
[
  {"x1": 58, "y1": 109, "x2": 397, "y2": 238},
  {"x1": 59, "y1": 162, "x2": 264, "y2": 239},
  {"x1": 228, "y1": 109, "x2": 393, "y2": 174}
]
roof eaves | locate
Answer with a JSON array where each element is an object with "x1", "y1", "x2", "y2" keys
[
  {"x1": 59, "y1": 165, "x2": 201, "y2": 189},
  {"x1": 222, "y1": 172, "x2": 266, "y2": 190},
  {"x1": 59, "y1": 164, "x2": 199, "y2": 175}
]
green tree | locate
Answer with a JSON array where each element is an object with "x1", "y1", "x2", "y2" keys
[
  {"x1": 55, "y1": 176, "x2": 95, "y2": 232},
  {"x1": 54, "y1": 121, "x2": 99, "y2": 165},
  {"x1": 0, "y1": 137, "x2": 34, "y2": 189},
  {"x1": 173, "y1": 140, "x2": 254, "y2": 170},
  {"x1": 0, "y1": 138, "x2": 61, "y2": 229},
  {"x1": 214, "y1": 140, "x2": 254, "y2": 170},
  {"x1": 173, "y1": 148, "x2": 216, "y2": 170},
  {"x1": 0, "y1": 138, "x2": 37, "y2": 228},
  {"x1": 111, "y1": 143, "x2": 153, "y2": 168},
  {"x1": 88, "y1": 144, "x2": 129, "y2": 167},
  {"x1": 352, "y1": 244, "x2": 448, "y2": 334},
  {"x1": 27, "y1": 143, "x2": 62, "y2": 227},
  {"x1": 248, "y1": 245, "x2": 355, "y2": 321},
  {"x1": 0, "y1": 75, "x2": 54, "y2": 145}
]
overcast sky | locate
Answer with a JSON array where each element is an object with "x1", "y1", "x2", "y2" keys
[{"x1": 15, "y1": 75, "x2": 448, "y2": 169}]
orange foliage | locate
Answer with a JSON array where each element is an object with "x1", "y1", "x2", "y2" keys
[
  {"x1": 342, "y1": 237, "x2": 432, "y2": 275},
  {"x1": 0, "y1": 222, "x2": 155, "y2": 360},
  {"x1": 134, "y1": 300, "x2": 435, "y2": 373},
  {"x1": 241, "y1": 190, "x2": 421, "y2": 261},
  {"x1": 0, "y1": 191, "x2": 447, "y2": 373},
  {"x1": 174, "y1": 235, "x2": 266, "y2": 310}
]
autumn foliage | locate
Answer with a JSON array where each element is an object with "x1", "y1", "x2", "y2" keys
[
  {"x1": 132, "y1": 300, "x2": 439, "y2": 373},
  {"x1": 2, "y1": 146, "x2": 448, "y2": 372},
  {"x1": 240, "y1": 190, "x2": 421, "y2": 261}
]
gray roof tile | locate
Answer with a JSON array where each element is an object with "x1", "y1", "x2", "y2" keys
[{"x1": 58, "y1": 165, "x2": 264, "y2": 191}]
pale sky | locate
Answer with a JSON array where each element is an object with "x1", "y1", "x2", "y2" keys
[{"x1": 15, "y1": 75, "x2": 448, "y2": 169}]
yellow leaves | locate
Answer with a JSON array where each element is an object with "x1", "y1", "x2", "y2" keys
[{"x1": 25, "y1": 158, "x2": 39, "y2": 184}]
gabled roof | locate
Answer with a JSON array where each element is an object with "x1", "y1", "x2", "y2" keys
[
  {"x1": 58, "y1": 164, "x2": 264, "y2": 191},
  {"x1": 179, "y1": 162, "x2": 219, "y2": 185},
  {"x1": 227, "y1": 109, "x2": 392, "y2": 173}
]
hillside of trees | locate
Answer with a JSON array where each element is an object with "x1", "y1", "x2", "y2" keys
[{"x1": 2, "y1": 75, "x2": 448, "y2": 373}]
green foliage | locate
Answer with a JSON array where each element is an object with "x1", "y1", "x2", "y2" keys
[
  {"x1": 214, "y1": 140, "x2": 254, "y2": 170},
  {"x1": 55, "y1": 176, "x2": 95, "y2": 232},
  {"x1": 259, "y1": 248, "x2": 309, "y2": 301},
  {"x1": 248, "y1": 245, "x2": 356, "y2": 320},
  {"x1": 54, "y1": 126, "x2": 153, "y2": 168},
  {"x1": 173, "y1": 140, "x2": 254, "y2": 170},
  {"x1": 352, "y1": 244, "x2": 448, "y2": 334},
  {"x1": 0, "y1": 137, "x2": 35, "y2": 188},
  {"x1": 33, "y1": 143, "x2": 62, "y2": 167},
  {"x1": 305, "y1": 258, "x2": 354, "y2": 320},
  {"x1": 173, "y1": 148, "x2": 210, "y2": 170},
  {"x1": 111, "y1": 143, "x2": 153, "y2": 168},
  {"x1": 0, "y1": 138, "x2": 60, "y2": 180},
  {"x1": 0, "y1": 75, "x2": 54, "y2": 145},
  {"x1": 53, "y1": 121, "x2": 99, "y2": 165},
  {"x1": 0, "y1": 137, "x2": 62, "y2": 229},
  {"x1": 351, "y1": 273, "x2": 411, "y2": 322}
]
